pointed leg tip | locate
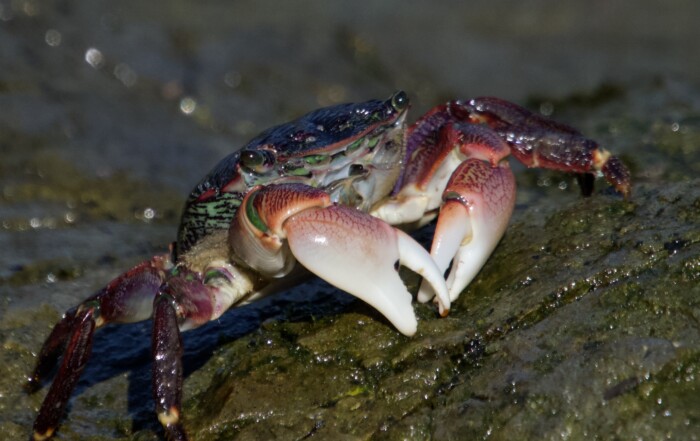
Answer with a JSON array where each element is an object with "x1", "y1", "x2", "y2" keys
[
  {"x1": 158, "y1": 407, "x2": 181, "y2": 427},
  {"x1": 576, "y1": 173, "x2": 595, "y2": 197},
  {"x1": 32, "y1": 428, "x2": 54, "y2": 441},
  {"x1": 618, "y1": 182, "x2": 632, "y2": 199},
  {"x1": 601, "y1": 155, "x2": 632, "y2": 199}
]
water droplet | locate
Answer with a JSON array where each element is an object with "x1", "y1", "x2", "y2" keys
[
  {"x1": 23, "y1": 0, "x2": 39, "y2": 16},
  {"x1": 224, "y1": 71, "x2": 241, "y2": 88},
  {"x1": 45, "y1": 29, "x2": 62, "y2": 47},
  {"x1": 114, "y1": 63, "x2": 137, "y2": 87},
  {"x1": 85, "y1": 47, "x2": 104, "y2": 69},
  {"x1": 539, "y1": 101, "x2": 554, "y2": 116},
  {"x1": 180, "y1": 97, "x2": 196, "y2": 115}
]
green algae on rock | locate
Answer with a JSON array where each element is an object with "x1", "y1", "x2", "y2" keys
[{"x1": 184, "y1": 180, "x2": 700, "y2": 441}]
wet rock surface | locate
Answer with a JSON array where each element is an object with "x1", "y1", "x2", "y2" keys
[
  {"x1": 1, "y1": 0, "x2": 699, "y2": 440},
  {"x1": 182, "y1": 180, "x2": 700, "y2": 441}
]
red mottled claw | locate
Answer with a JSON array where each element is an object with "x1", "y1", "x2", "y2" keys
[
  {"x1": 284, "y1": 205, "x2": 450, "y2": 336},
  {"x1": 418, "y1": 158, "x2": 515, "y2": 303}
]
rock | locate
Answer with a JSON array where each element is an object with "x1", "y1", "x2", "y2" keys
[{"x1": 184, "y1": 180, "x2": 700, "y2": 440}]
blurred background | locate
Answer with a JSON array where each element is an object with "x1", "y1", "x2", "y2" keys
[
  {"x1": 2, "y1": 0, "x2": 699, "y2": 192},
  {"x1": 1, "y1": 0, "x2": 699, "y2": 439}
]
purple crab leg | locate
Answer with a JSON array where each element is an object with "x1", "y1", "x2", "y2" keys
[
  {"x1": 31, "y1": 307, "x2": 95, "y2": 441},
  {"x1": 25, "y1": 308, "x2": 78, "y2": 394},
  {"x1": 152, "y1": 291, "x2": 187, "y2": 441},
  {"x1": 436, "y1": 97, "x2": 631, "y2": 197},
  {"x1": 150, "y1": 268, "x2": 222, "y2": 441},
  {"x1": 28, "y1": 256, "x2": 169, "y2": 441}
]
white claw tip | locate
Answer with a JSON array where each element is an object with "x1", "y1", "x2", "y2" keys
[{"x1": 439, "y1": 305, "x2": 450, "y2": 317}]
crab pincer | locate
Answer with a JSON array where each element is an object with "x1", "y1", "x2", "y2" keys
[
  {"x1": 387, "y1": 121, "x2": 517, "y2": 304},
  {"x1": 230, "y1": 183, "x2": 450, "y2": 336},
  {"x1": 418, "y1": 157, "x2": 516, "y2": 302}
]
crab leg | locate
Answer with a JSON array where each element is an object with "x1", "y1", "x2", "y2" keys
[
  {"x1": 31, "y1": 308, "x2": 95, "y2": 441},
  {"x1": 25, "y1": 308, "x2": 78, "y2": 395},
  {"x1": 152, "y1": 290, "x2": 187, "y2": 441},
  {"x1": 448, "y1": 97, "x2": 631, "y2": 197},
  {"x1": 229, "y1": 183, "x2": 450, "y2": 336},
  {"x1": 28, "y1": 256, "x2": 169, "y2": 441},
  {"x1": 147, "y1": 256, "x2": 258, "y2": 441}
]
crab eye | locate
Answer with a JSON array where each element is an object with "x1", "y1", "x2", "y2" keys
[
  {"x1": 349, "y1": 164, "x2": 366, "y2": 176},
  {"x1": 391, "y1": 91, "x2": 409, "y2": 111},
  {"x1": 240, "y1": 150, "x2": 275, "y2": 174}
]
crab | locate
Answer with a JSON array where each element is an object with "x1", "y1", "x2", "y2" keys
[{"x1": 26, "y1": 91, "x2": 630, "y2": 440}]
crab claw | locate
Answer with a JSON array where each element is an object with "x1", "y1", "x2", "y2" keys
[
  {"x1": 418, "y1": 158, "x2": 516, "y2": 303},
  {"x1": 284, "y1": 205, "x2": 449, "y2": 336}
]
